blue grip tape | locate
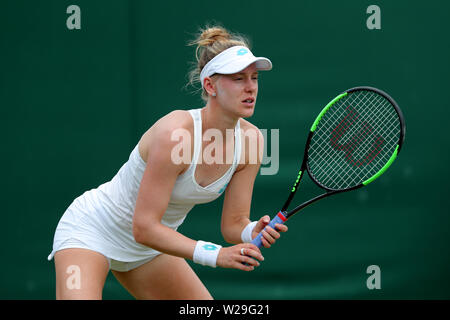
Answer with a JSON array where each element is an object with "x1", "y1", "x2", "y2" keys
[{"x1": 251, "y1": 212, "x2": 287, "y2": 248}]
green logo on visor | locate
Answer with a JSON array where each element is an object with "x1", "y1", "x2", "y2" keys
[
  {"x1": 203, "y1": 244, "x2": 218, "y2": 251},
  {"x1": 237, "y1": 48, "x2": 248, "y2": 56}
]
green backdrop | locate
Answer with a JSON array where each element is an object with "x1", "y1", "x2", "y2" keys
[{"x1": 1, "y1": 0, "x2": 449, "y2": 299}]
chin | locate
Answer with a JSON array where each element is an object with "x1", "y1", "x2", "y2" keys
[
  {"x1": 241, "y1": 109, "x2": 255, "y2": 118},
  {"x1": 238, "y1": 105, "x2": 256, "y2": 118}
]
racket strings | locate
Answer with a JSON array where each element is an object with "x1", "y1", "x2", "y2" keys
[
  {"x1": 308, "y1": 90, "x2": 401, "y2": 190},
  {"x1": 312, "y1": 94, "x2": 396, "y2": 187},
  {"x1": 311, "y1": 92, "x2": 398, "y2": 188}
]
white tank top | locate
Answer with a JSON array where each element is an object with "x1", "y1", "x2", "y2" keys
[{"x1": 52, "y1": 109, "x2": 242, "y2": 261}]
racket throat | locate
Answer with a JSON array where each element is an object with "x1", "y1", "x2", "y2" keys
[
  {"x1": 283, "y1": 167, "x2": 307, "y2": 212},
  {"x1": 286, "y1": 189, "x2": 349, "y2": 218}
]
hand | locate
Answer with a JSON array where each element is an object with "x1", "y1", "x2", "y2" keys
[
  {"x1": 216, "y1": 243, "x2": 264, "y2": 271},
  {"x1": 251, "y1": 215, "x2": 288, "y2": 248}
]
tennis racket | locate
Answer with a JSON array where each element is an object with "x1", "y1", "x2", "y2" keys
[{"x1": 251, "y1": 86, "x2": 406, "y2": 248}]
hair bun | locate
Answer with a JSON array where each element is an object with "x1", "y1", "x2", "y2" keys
[
  {"x1": 186, "y1": 24, "x2": 250, "y2": 102},
  {"x1": 198, "y1": 27, "x2": 231, "y2": 47}
]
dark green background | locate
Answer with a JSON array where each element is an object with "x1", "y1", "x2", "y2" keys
[{"x1": 1, "y1": 0, "x2": 449, "y2": 299}]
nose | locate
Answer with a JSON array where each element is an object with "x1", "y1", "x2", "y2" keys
[{"x1": 244, "y1": 77, "x2": 258, "y2": 92}]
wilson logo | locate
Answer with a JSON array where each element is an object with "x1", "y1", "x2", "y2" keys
[{"x1": 330, "y1": 106, "x2": 385, "y2": 167}]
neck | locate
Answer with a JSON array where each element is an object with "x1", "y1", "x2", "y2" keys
[{"x1": 201, "y1": 102, "x2": 239, "y2": 135}]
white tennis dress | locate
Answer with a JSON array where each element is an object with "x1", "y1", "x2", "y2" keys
[{"x1": 48, "y1": 109, "x2": 242, "y2": 271}]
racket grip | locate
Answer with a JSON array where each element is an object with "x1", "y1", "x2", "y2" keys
[{"x1": 251, "y1": 212, "x2": 287, "y2": 249}]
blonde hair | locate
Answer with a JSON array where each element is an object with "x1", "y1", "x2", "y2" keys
[{"x1": 186, "y1": 24, "x2": 251, "y2": 101}]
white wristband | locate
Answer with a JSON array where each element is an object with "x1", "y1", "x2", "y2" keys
[
  {"x1": 241, "y1": 221, "x2": 258, "y2": 243},
  {"x1": 193, "y1": 241, "x2": 222, "y2": 268}
]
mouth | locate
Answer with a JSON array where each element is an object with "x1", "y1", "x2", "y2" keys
[{"x1": 241, "y1": 97, "x2": 255, "y2": 106}]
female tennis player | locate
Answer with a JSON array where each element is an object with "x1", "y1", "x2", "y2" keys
[{"x1": 48, "y1": 25, "x2": 288, "y2": 299}]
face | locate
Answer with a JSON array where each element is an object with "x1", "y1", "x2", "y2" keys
[{"x1": 211, "y1": 63, "x2": 259, "y2": 118}]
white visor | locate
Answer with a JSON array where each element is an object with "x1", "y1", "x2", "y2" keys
[{"x1": 200, "y1": 46, "x2": 272, "y2": 88}]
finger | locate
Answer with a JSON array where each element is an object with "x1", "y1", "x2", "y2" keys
[
  {"x1": 254, "y1": 216, "x2": 271, "y2": 234},
  {"x1": 262, "y1": 230, "x2": 277, "y2": 245},
  {"x1": 235, "y1": 260, "x2": 256, "y2": 271},
  {"x1": 245, "y1": 244, "x2": 263, "y2": 255},
  {"x1": 238, "y1": 255, "x2": 260, "y2": 267},
  {"x1": 265, "y1": 227, "x2": 281, "y2": 240},
  {"x1": 241, "y1": 264, "x2": 255, "y2": 272},
  {"x1": 261, "y1": 235, "x2": 271, "y2": 248},
  {"x1": 243, "y1": 247, "x2": 264, "y2": 262},
  {"x1": 275, "y1": 223, "x2": 288, "y2": 232}
]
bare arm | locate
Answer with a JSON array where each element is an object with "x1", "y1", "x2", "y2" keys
[
  {"x1": 221, "y1": 124, "x2": 288, "y2": 247},
  {"x1": 132, "y1": 111, "x2": 196, "y2": 259},
  {"x1": 221, "y1": 124, "x2": 263, "y2": 244}
]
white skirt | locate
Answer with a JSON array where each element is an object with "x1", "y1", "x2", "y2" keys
[{"x1": 48, "y1": 191, "x2": 162, "y2": 272}]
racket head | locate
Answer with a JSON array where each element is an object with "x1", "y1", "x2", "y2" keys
[{"x1": 306, "y1": 86, "x2": 406, "y2": 192}]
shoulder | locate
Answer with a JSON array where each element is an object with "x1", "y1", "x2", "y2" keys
[
  {"x1": 139, "y1": 109, "x2": 195, "y2": 163},
  {"x1": 238, "y1": 118, "x2": 264, "y2": 145},
  {"x1": 236, "y1": 118, "x2": 264, "y2": 171},
  {"x1": 155, "y1": 110, "x2": 194, "y2": 133}
]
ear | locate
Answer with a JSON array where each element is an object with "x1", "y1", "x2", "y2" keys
[{"x1": 203, "y1": 76, "x2": 217, "y2": 97}]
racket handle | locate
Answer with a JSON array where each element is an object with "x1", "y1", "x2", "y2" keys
[{"x1": 251, "y1": 212, "x2": 287, "y2": 248}]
